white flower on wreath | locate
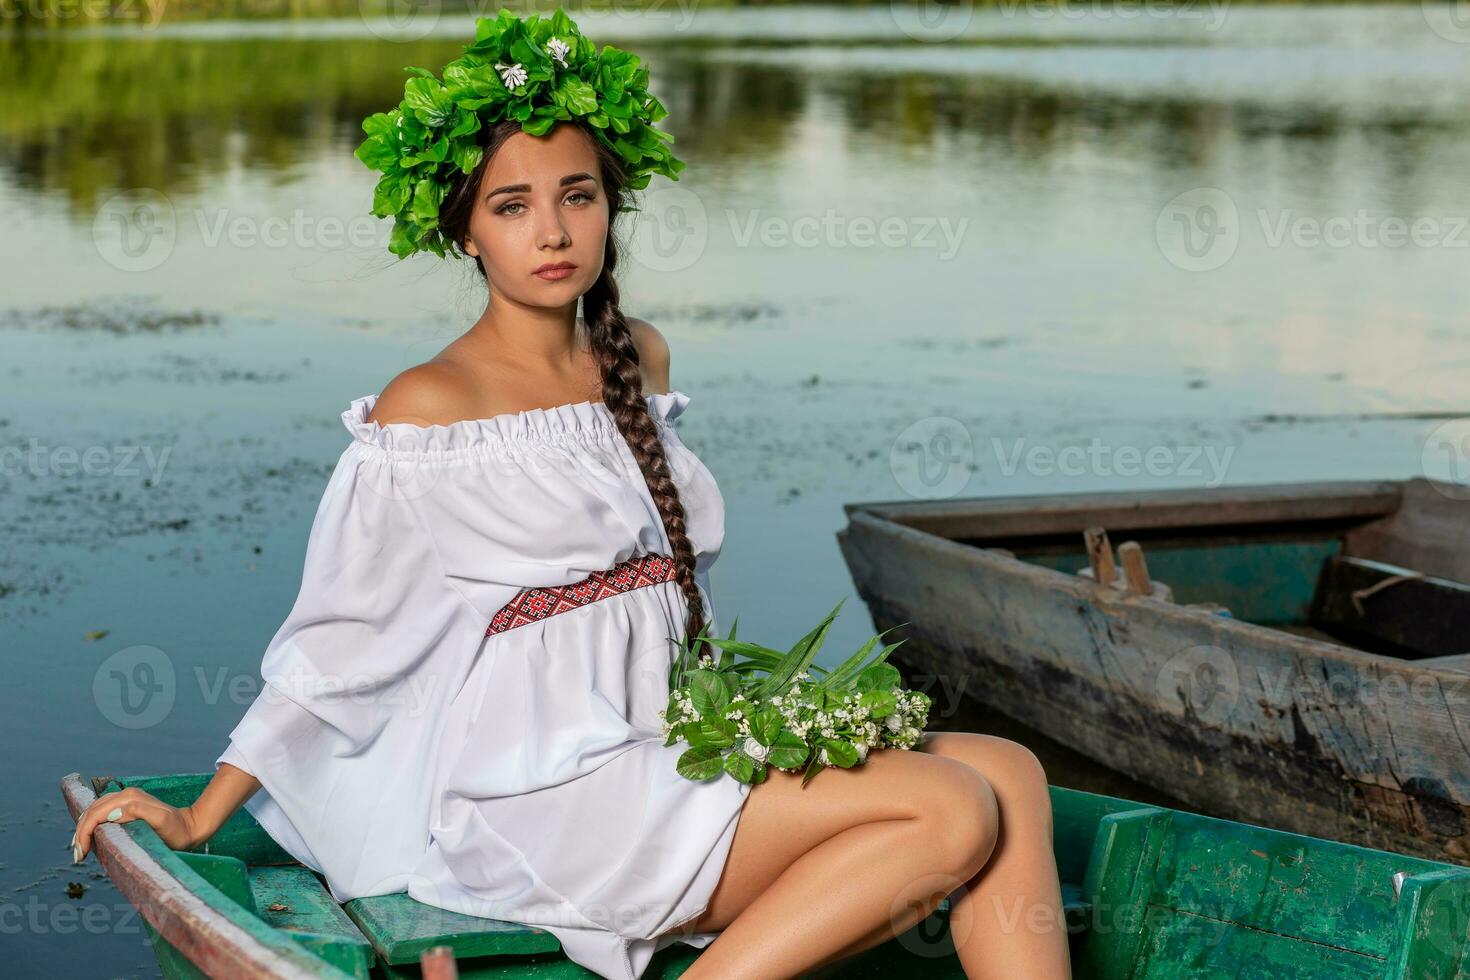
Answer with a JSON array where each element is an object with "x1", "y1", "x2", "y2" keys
[
  {"x1": 495, "y1": 62, "x2": 528, "y2": 90},
  {"x1": 855, "y1": 743, "x2": 869, "y2": 763},
  {"x1": 547, "y1": 36, "x2": 571, "y2": 68},
  {"x1": 743, "y1": 737, "x2": 769, "y2": 762},
  {"x1": 886, "y1": 713, "x2": 903, "y2": 732}
]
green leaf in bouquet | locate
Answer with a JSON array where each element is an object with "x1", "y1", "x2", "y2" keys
[
  {"x1": 709, "y1": 614, "x2": 737, "y2": 672},
  {"x1": 677, "y1": 745, "x2": 725, "y2": 781},
  {"x1": 767, "y1": 729, "x2": 811, "y2": 769},
  {"x1": 695, "y1": 637, "x2": 788, "y2": 671},
  {"x1": 800, "y1": 753, "x2": 825, "y2": 787},
  {"x1": 750, "y1": 598, "x2": 846, "y2": 701},
  {"x1": 723, "y1": 750, "x2": 755, "y2": 784},
  {"x1": 751, "y1": 705, "x2": 784, "y2": 745},
  {"x1": 688, "y1": 668, "x2": 732, "y2": 716},
  {"x1": 819, "y1": 626, "x2": 909, "y2": 692},
  {"x1": 671, "y1": 617, "x2": 721, "y2": 690},
  {"x1": 856, "y1": 661, "x2": 903, "y2": 693},
  {"x1": 859, "y1": 688, "x2": 898, "y2": 718},
  {"x1": 690, "y1": 716, "x2": 738, "y2": 749},
  {"x1": 819, "y1": 738, "x2": 860, "y2": 768}
]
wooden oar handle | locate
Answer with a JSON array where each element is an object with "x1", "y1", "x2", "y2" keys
[
  {"x1": 1118, "y1": 541, "x2": 1152, "y2": 595},
  {"x1": 1084, "y1": 526, "x2": 1117, "y2": 588}
]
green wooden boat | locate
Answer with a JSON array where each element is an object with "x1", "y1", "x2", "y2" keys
[{"x1": 63, "y1": 767, "x2": 1470, "y2": 978}]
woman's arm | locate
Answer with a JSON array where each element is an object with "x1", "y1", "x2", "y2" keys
[{"x1": 71, "y1": 759, "x2": 261, "y2": 862}]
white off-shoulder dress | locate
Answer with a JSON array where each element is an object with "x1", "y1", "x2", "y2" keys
[{"x1": 215, "y1": 390, "x2": 752, "y2": 980}]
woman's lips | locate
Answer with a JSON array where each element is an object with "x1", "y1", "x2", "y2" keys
[{"x1": 534, "y1": 265, "x2": 577, "y2": 281}]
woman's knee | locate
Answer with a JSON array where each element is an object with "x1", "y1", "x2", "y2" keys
[
  {"x1": 927, "y1": 733, "x2": 1054, "y2": 838},
  {"x1": 913, "y1": 757, "x2": 999, "y2": 878}
]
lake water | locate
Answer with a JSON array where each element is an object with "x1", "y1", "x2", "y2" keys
[{"x1": 3, "y1": 4, "x2": 1469, "y2": 974}]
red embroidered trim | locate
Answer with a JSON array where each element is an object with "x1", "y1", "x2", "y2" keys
[{"x1": 485, "y1": 553, "x2": 679, "y2": 636}]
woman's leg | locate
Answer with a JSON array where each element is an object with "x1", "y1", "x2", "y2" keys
[
  {"x1": 667, "y1": 748, "x2": 1000, "y2": 980},
  {"x1": 794, "y1": 733, "x2": 1070, "y2": 979},
  {"x1": 910, "y1": 732, "x2": 1071, "y2": 980}
]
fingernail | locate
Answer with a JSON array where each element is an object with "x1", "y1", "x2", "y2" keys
[
  {"x1": 69, "y1": 832, "x2": 76, "y2": 849},
  {"x1": 105, "y1": 807, "x2": 123, "y2": 822},
  {"x1": 72, "y1": 843, "x2": 82, "y2": 864}
]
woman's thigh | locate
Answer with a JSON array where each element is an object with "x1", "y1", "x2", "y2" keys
[{"x1": 681, "y1": 746, "x2": 995, "y2": 934}]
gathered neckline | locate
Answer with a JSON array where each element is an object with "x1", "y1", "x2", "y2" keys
[{"x1": 341, "y1": 388, "x2": 691, "y2": 458}]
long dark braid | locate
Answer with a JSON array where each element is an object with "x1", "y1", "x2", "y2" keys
[
  {"x1": 438, "y1": 118, "x2": 708, "y2": 646},
  {"x1": 582, "y1": 264, "x2": 707, "y2": 645}
]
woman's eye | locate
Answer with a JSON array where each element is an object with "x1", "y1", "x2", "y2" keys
[{"x1": 495, "y1": 193, "x2": 589, "y2": 215}]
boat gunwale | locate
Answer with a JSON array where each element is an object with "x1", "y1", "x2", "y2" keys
[
  {"x1": 840, "y1": 477, "x2": 1407, "y2": 540},
  {"x1": 60, "y1": 771, "x2": 357, "y2": 980},
  {"x1": 839, "y1": 503, "x2": 1470, "y2": 683}
]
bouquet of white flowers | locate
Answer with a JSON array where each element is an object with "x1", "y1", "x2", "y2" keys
[{"x1": 661, "y1": 598, "x2": 932, "y2": 787}]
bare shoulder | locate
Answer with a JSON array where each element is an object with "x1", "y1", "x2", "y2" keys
[
  {"x1": 626, "y1": 316, "x2": 671, "y2": 394},
  {"x1": 367, "y1": 361, "x2": 481, "y2": 427}
]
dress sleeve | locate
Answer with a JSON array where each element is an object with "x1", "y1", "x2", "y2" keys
[{"x1": 213, "y1": 442, "x2": 484, "y2": 900}]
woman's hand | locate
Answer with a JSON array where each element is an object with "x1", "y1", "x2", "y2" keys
[{"x1": 71, "y1": 787, "x2": 202, "y2": 863}]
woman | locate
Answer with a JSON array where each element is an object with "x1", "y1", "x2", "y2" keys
[{"x1": 70, "y1": 11, "x2": 1072, "y2": 979}]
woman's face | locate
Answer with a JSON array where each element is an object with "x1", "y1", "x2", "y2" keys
[{"x1": 461, "y1": 123, "x2": 609, "y2": 309}]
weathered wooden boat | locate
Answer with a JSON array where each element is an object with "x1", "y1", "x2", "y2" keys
[
  {"x1": 837, "y1": 477, "x2": 1470, "y2": 867},
  {"x1": 63, "y1": 766, "x2": 1470, "y2": 977}
]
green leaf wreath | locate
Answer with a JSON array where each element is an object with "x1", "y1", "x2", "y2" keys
[
  {"x1": 354, "y1": 6, "x2": 686, "y2": 260},
  {"x1": 662, "y1": 599, "x2": 933, "y2": 788}
]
